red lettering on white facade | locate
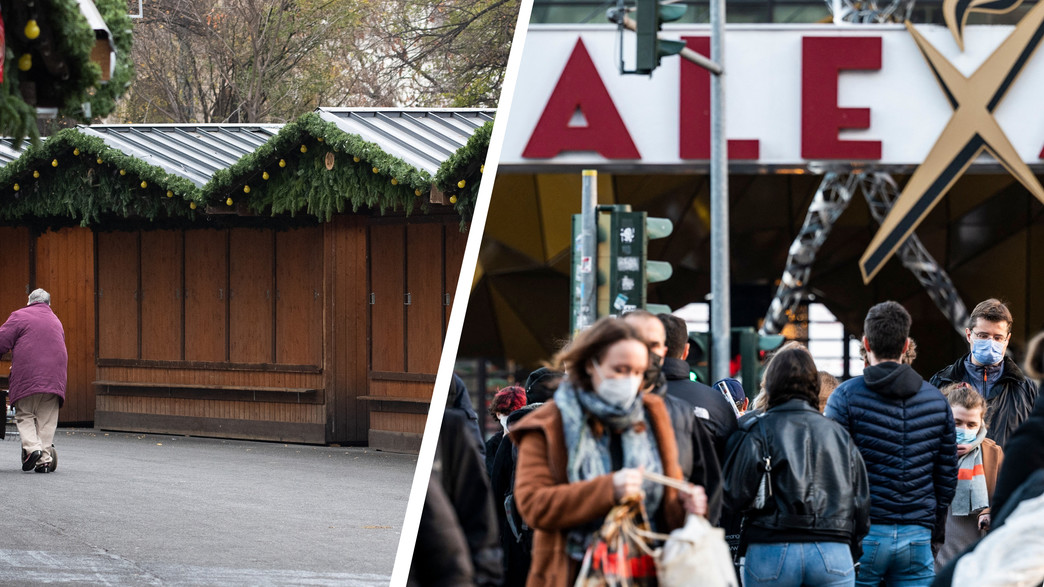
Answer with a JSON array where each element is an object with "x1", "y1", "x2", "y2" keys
[
  {"x1": 801, "y1": 37, "x2": 882, "y2": 160},
  {"x1": 679, "y1": 36, "x2": 759, "y2": 160},
  {"x1": 522, "y1": 39, "x2": 641, "y2": 159}
]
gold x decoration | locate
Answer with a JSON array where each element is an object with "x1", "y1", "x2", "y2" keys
[{"x1": 859, "y1": 1, "x2": 1044, "y2": 283}]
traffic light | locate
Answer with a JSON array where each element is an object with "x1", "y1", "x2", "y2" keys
[
  {"x1": 684, "y1": 329, "x2": 784, "y2": 393},
  {"x1": 734, "y1": 328, "x2": 785, "y2": 399},
  {"x1": 571, "y1": 206, "x2": 675, "y2": 328},
  {"x1": 635, "y1": 0, "x2": 687, "y2": 75},
  {"x1": 687, "y1": 331, "x2": 711, "y2": 383},
  {"x1": 596, "y1": 206, "x2": 674, "y2": 317}
]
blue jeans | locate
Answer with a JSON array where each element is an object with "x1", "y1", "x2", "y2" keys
[
  {"x1": 856, "y1": 524, "x2": 934, "y2": 587},
  {"x1": 743, "y1": 542, "x2": 855, "y2": 586}
]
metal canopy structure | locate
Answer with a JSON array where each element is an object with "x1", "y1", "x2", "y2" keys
[
  {"x1": 318, "y1": 108, "x2": 495, "y2": 176},
  {"x1": 79, "y1": 125, "x2": 281, "y2": 187},
  {"x1": 0, "y1": 140, "x2": 27, "y2": 167}
]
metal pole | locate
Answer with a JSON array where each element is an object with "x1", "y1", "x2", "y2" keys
[
  {"x1": 579, "y1": 170, "x2": 599, "y2": 331},
  {"x1": 709, "y1": 0, "x2": 730, "y2": 382}
]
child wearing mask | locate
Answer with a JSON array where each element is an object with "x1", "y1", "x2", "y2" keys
[{"x1": 935, "y1": 382, "x2": 1005, "y2": 570}]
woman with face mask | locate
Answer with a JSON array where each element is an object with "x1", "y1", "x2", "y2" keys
[
  {"x1": 934, "y1": 382, "x2": 1005, "y2": 571},
  {"x1": 509, "y1": 316, "x2": 707, "y2": 586}
]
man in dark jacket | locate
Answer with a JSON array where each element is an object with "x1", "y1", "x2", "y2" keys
[
  {"x1": 929, "y1": 298, "x2": 1039, "y2": 448},
  {"x1": 654, "y1": 312, "x2": 738, "y2": 459},
  {"x1": 448, "y1": 374, "x2": 485, "y2": 456},
  {"x1": 0, "y1": 288, "x2": 68, "y2": 474},
  {"x1": 826, "y1": 301, "x2": 957, "y2": 587},
  {"x1": 433, "y1": 407, "x2": 503, "y2": 586},
  {"x1": 622, "y1": 310, "x2": 723, "y2": 524}
]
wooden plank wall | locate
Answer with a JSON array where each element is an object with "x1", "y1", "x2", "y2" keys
[
  {"x1": 94, "y1": 226, "x2": 327, "y2": 443},
  {"x1": 325, "y1": 216, "x2": 369, "y2": 444},
  {"x1": 364, "y1": 219, "x2": 471, "y2": 452},
  {"x1": 0, "y1": 227, "x2": 31, "y2": 411},
  {"x1": 35, "y1": 228, "x2": 96, "y2": 423}
]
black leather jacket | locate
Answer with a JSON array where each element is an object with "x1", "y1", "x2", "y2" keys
[{"x1": 723, "y1": 399, "x2": 871, "y2": 556}]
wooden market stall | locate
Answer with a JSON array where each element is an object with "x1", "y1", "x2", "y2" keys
[{"x1": 0, "y1": 109, "x2": 491, "y2": 452}]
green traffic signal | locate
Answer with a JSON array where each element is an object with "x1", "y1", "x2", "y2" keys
[{"x1": 635, "y1": 0, "x2": 687, "y2": 74}]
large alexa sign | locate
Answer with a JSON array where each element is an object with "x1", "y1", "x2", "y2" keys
[
  {"x1": 504, "y1": 13, "x2": 1044, "y2": 281},
  {"x1": 503, "y1": 23, "x2": 1044, "y2": 170}
]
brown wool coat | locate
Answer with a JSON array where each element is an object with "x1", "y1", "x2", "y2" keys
[
  {"x1": 979, "y1": 438, "x2": 1004, "y2": 515},
  {"x1": 510, "y1": 392, "x2": 686, "y2": 587}
]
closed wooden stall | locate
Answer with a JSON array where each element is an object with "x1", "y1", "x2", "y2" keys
[{"x1": 94, "y1": 226, "x2": 328, "y2": 444}]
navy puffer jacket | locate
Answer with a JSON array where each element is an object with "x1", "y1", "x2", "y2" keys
[{"x1": 825, "y1": 362, "x2": 958, "y2": 529}]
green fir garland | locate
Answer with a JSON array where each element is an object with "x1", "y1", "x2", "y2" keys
[
  {"x1": 87, "y1": 0, "x2": 135, "y2": 120},
  {"x1": 0, "y1": 128, "x2": 203, "y2": 228},
  {"x1": 434, "y1": 120, "x2": 492, "y2": 224},
  {"x1": 0, "y1": 113, "x2": 488, "y2": 229},
  {"x1": 0, "y1": 0, "x2": 135, "y2": 143},
  {"x1": 206, "y1": 112, "x2": 434, "y2": 220}
]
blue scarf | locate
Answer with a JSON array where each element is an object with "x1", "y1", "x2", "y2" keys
[{"x1": 554, "y1": 382, "x2": 664, "y2": 559}]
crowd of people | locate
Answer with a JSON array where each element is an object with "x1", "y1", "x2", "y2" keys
[{"x1": 409, "y1": 298, "x2": 1044, "y2": 586}]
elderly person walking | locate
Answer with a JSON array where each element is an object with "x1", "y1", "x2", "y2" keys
[
  {"x1": 0, "y1": 288, "x2": 67, "y2": 473},
  {"x1": 510, "y1": 316, "x2": 706, "y2": 586}
]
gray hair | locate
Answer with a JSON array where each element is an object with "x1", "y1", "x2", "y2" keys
[{"x1": 28, "y1": 288, "x2": 50, "y2": 306}]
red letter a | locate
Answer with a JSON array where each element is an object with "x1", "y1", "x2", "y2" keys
[{"x1": 522, "y1": 39, "x2": 640, "y2": 159}]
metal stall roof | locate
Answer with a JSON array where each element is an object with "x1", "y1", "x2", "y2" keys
[
  {"x1": 317, "y1": 109, "x2": 495, "y2": 176},
  {"x1": 79, "y1": 124, "x2": 282, "y2": 187},
  {"x1": 0, "y1": 139, "x2": 28, "y2": 167}
]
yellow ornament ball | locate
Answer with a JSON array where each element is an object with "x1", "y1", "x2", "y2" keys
[
  {"x1": 353, "y1": 156, "x2": 360, "y2": 163},
  {"x1": 317, "y1": 137, "x2": 324, "y2": 143},
  {"x1": 189, "y1": 202, "x2": 197, "y2": 210},
  {"x1": 32, "y1": 170, "x2": 39, "y2": 179},
  {"x1": 480, "y1": 165, "x2": 485, "y2": 173},
  {"x1": 262, "y1": 171, "x2": 270, "y2": 180},
  {"x1": 243, "y1": 185, "x2": 250, "y2": 194},
  {"x1": 372, "y1": 167, "x2": 379, "y2": 174},
  {"x1": 13, "y1": 184, "x2": 20, "y2": 192},
  {"x1": 450, "y1": 195, "x2": 458, "y2": 204},
  {"x1": 73, "y1": 148, "x2": 80, "y2": 156},
  {"x1": 24, "y1": 20, "x2": 41, "y2": 40},
  {"x1": 140, "y1": 181, "x2": 148, "y2": 189},
  {"x1": 166, "y1": 190, "x2": 173, "y2": 198},
  {"x1": 414, "y1": 189, "x2": 422, "y2": 197},
  {"x1": 279, "y1": 159, "x2": 286, "y2": 168},
  {"x1": 300, "y1": 145, "x2": 308, "y2": 153},
  {"x1": 119, "y1": 169, "x2": 126, "y2": 176},
  {"x1": 227, "y1": 198, "x2": 234, "y2": 206},
  {"x1": 391, "y1": 178, "x2": 398, "y2": 185},
  {"x1": 97, "y1": 158, "x2": 103, "y2": 164},
  {"x1": 51, "y1": 159, "x2": 58, "y2": 168},
  {"x1": 457, "y1": 179, "x2": 466, "y2": 189},
  {"x1": 17, "y1": 54, "x2": 31, "y2": 71}
]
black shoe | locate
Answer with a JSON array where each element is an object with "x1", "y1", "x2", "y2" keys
[
  {"x1": 34, "y1": 462, "x2": 52, "y2": 473},
  {"x1": 49, "y1": 445, "x2": 56, "y2": 472},
  {"x1": 22, "y1": 450, "x2": 41, "y2": 471}
]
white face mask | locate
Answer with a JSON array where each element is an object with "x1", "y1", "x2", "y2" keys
[
  {"x1": 592, "y1": 360, "x2": 642, "y2": 408},
  {"x1": 499, "y1": 414, "x2": 510, "y2": 432}
]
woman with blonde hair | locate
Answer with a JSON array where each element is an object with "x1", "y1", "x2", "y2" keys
[{"x1": 510, "y1": 317, "x2": 706, "y2": 586}]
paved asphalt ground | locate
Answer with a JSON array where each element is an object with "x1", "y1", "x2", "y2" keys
[{"x1": 0, "y1": 426, "x2": 417, "y2": 586}]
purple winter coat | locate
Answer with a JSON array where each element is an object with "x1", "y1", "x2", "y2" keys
[{"x1": 0, "y1": 302, "x2": 67, "y2": 407}]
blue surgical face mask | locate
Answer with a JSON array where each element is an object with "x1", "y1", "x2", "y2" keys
[
  {"x1": 971, "y1": 338, "x2": 1005, "y2": 365},
  {"x1": 955, "y1": 427, "x2": 978, "y2": 445}
]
